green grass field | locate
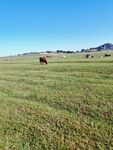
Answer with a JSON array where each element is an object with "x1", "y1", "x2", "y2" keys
[{"x1": 0, "y1": 52, "x2": 113, "y2": 150}]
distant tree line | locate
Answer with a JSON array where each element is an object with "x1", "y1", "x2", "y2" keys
[
  {"x1": 17, "y1": 43, "x2": 113, "y2": 56},
  {"x1": 18, "y1": 52, "x2": 39, "y2": 56},
  {"x1": 45, "y1": 50, "x2": 75, "y2": 53},
  {"x1": 56, "y1": 50, "x2": 75, "y2": 53},
  {"x1": 18, "y1": 50, "x2": 76, "y2": 56}
]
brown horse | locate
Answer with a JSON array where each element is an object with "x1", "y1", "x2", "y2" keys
[{"x1": 39, "y1": 57, "x2": 48, "y2": 64}]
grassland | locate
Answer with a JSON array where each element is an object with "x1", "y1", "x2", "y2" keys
[{"x1": 0, "y1": 52, "x2": 113, "y2": 150}]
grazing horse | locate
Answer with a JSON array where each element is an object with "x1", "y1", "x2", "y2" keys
[
  {"x1": 104, "y1": 54, "x2": 111, "y2": 57},
  {"x1": 90, "y1": 55, "x2": 94, "y2": 58},
  {"x1": 39, "y1": 57, "x2": 48, "y2": 64},
  {"x1": 86, "y1": 54, "x2": 90, "y2": 58},
  {"x1": 86, "y1": 54, "x2": 93, "y2": 58}
]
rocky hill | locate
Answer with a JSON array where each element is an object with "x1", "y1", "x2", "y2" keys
[
  {"x1": 96, "y1": 43, "x2": 113, "y2": 51},
  {"x1": 82, "y1": 43, "x2": 113, "y2": 52}
]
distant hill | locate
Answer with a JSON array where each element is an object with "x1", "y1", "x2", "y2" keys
[
  {"x1": 96, "y1": 43, "x2": 113, "y2": 51},
  {"x1": 81, "y1": 43, "x2": 113, "y2": 52}
]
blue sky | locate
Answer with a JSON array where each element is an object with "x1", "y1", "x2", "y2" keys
[{"x1": 0, "y1": 0, "x2": 113, "y2": 56}]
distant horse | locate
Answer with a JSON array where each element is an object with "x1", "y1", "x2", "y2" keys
[
  {"x1": 86, "y1": 54, "x2": 93, "y2": 58},
  {"x1": 39, "y1": 57, "x2": 48, "y2": 64},
  {"x1": 90, "y1": 55, "x2": 94, "y2": 58},
  {"x1": 86, "y1": 54, "x2": 90, "y2": 58},
  {"x1": 104, "y1": 54, "x2": 111, "y2": 57},
  {"x1": 46, "y1": 55, "x2": 52, "y2": 58}
]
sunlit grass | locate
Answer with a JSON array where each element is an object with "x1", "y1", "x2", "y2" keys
[{"x1": 0, "y1": 52, "x2": 113, "y2": 149}]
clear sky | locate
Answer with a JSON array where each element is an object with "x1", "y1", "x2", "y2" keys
[{"x1": 0, "y1": 0, "x2": 113, "y2": 56}]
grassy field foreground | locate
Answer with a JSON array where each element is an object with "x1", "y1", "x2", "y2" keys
[{"x1": 0, "y1": 52, "x2": 113, "y2": 150}]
